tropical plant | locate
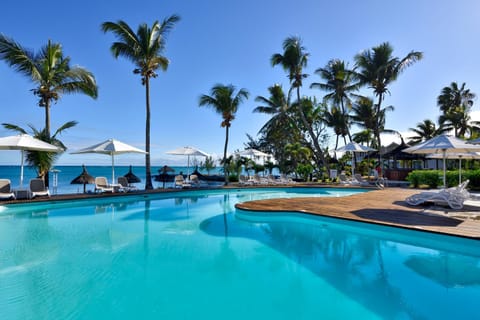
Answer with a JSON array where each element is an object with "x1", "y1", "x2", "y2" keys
[
  {"x1": 199, "y1": 84, "x2": 249, "y2": 184},
  {"x1": 311, "y1": 59, "x2": 358, "y2": 140},
  {"x1": 271, "y1": 36, "x2": 326, "y2": 168},
  {"x1": 0, "y1": 36, "x2": 97, "y2": 139},
  {"x1": 322, "y1": 105, "x2": 349, "y2": 150},
  {"x1": 437, "y1": 82, "x2": 477, "y2": 137},
  {"x1": 354, "y1": 42, "x2": 422, "y2": 153},
  {"x1": 284, "y1": 142, "x2": 312, "y2": 177},
  {"x1": 101, "y1": 16, "x2": 180, "y2": 190},
  {"x1": 2, "y1": 121, "x2": 76, "y2": 182},
  {"x1": 408, "y1": 119, "x2": 447, "y2": 144},
  {"x1": 200, "y1": 156, "x2": 216, "y2": 175}
]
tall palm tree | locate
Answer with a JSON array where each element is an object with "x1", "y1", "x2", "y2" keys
[
  {"x1": 254, "y1": 84, "x2": 299, "y2": 167},
  {"x1": 0, "y1": 36, "x2": 98, "y2": 139},
  {"x1": 271, "y1": 37, "x2": 326, "y2": 168},
  {"x1": 199, "y1": 84, "x2": 249, "y2": 185},
  {"x1": 322, "y1": 106, "x2": 349, "y2": 150},
  {"x1": 354, "y1": 42, "x2": 422, "y2": 152},
  {"x1": 311, "y1": 59, "x2": 358, "y2": 140},
  {"x1": 409, "y1": 119, "x2": 448, "y2": 144},
  {"x1": 0, "y1": 36, "x2": 97, "y2": 187},
  {"x1": 437, "y1": 82, "x2": 477, "y2": 137},
  {"x1": 101, "y1": 16, "x2": 180, "y2": 190},
  {"x1": 2, "y1": 121, "x2": 76, "y2": 181}
]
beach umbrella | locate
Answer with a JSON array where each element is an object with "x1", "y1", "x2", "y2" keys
[
  {"x1": 70, "y1": 164, "x2": 95, "y2": 193},
  {"x1": 166, "y1": 146, "x2": 209, "y2": 177},
  {"x1": 426, "y1": 152, "x2": 480, "y2": 184},
  {"x1": 335, "y1": 142, "x2": 375, "y2": 176},
  {"x1": 159, "y1": 165, "x2": 175, "y2": 188},
  {"x1": 237, "y1": 148, "x2": 270, "y2": 158},
  {"x1": 123, "y1": 165, "x2": 141, "y2": 184},
  {"x1": 0, "y1": 134, "x2": 62, "y2": 188},
  {"x1": 403, "y1": 134, "x2": 480, "y2": 188},
  {"x1": 71, "y1": 139, "x2": 147, "y2": 184}
]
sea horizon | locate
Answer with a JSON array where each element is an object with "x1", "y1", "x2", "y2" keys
[{"x1": 0, "y1": 165, "x2": 225, "y2": 194}]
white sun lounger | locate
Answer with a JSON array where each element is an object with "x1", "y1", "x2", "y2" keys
[{"x1": 405, "y1": 180, "x2": 470, "y2": 209}]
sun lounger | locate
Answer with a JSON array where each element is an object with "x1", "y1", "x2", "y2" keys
[
  {"x1": 0, "y1": 179, "x2": 15, "y2": 200},
  {"x1": 405, "y1": 180, "x2": 470, "y2": 209},
  {"x1": 353, "y1": 174, "x2": 372, "y2": 186},
  {"x1": 174, "y1": 175, "x2": 191, "y2": 188},
  {"x1": 189, "y1": 174, "x2": 201, "y2": 187},
  {"x1": 117, "y1": 176, "x2": 137, "y2": 192},
  {"x1": 29, "y1": 178, "x2": 50, "y2": 198},
  {"x1": 239, "y1": 175, "x2": 254, "y2": 185},
  {"x1": 95, "y1": 176, "x2": 114, "y2": 193}
]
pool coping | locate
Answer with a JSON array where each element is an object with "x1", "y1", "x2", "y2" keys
[{"x1": 2, "y1": 184, "x2": 480, "y2": 240}]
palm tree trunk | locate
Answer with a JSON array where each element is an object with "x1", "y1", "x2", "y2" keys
[
  {"x1": 223, "y1": 125, "x2": 230, "y2": 185},
  {"x1": 341, "y1": 99, "x2": 352, "y2": 142},
  {"x1": 376, "y1": 94, "x2": 383, "y2": 167},
  {"x1": 44, "y1": 99, "x2": 51, "y2": 188},
  {"x1": 144, "y1": 77, "x2": 153, "y2": 190},
  {"x1": 296, "y1": 87, "x2": 326, "y2": 168}
]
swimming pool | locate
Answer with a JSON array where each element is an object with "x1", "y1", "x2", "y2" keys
[{"x1": 0, "y1": 187, "x2": 479, "y2": 319}]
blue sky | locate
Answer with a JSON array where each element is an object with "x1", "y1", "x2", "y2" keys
[{"x1": 1, "y1": 0, "x2": 479, "y2": 166}]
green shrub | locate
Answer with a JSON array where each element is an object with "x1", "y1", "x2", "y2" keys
[
  {"x1": 406, "y1": 170, "x2": 441, "y2": 188},
  {"x1": 407, "y1": 169, "x2": 480, "y2": 189}
]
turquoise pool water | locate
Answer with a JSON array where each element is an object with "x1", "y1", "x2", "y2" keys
[{"x1": 0, "y1": 187, "x2": 479, "y2": 319}]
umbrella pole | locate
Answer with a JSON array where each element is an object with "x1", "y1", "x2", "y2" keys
[
  {"x1": 442, "y1": 150, "x2": 446, "y2": 189},
  {"x1": 187, "y1": 155, "x2": 190, "y2": 179},
  {"x1": 20, "y1": 150, "x2": 24, "y2": 188},
  {"x1": 351, "y1": 151, "x2": 355, "y2": 176},
  {"x1": 111, "y1": 154, "x2": 115, "y2": 185},
  {"x1": 459, "y1": 157, "x2": 462, "y2": 184}
]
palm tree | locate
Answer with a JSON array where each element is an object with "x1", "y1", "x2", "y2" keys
[
  {"x1": 2, "y1": 121, "x2": 76, "y2": 181},
  {"x1": 322, "y1": 106, "x2": 349, "y2": 150},
  {"x1": 101, "y1": 16, "x2": 180, "y2": 190},
  {"x1": 437, "y1": 82, "x2": 477, "y2": 137},
  {"x1": 354, "y1": 42, "x2": 422, "y2": 152},
  {"x1": 311, "y1": 59, "x2": 358, "y2": 140},
  {"x1": 0, "y1": 36, "x2": 98, "y2": 139},
  {"x1": 271, "y1": 37, "x2": 326, "y2": 168},
  {"x1": 254, "y1": 84, "x2": 299, "y2": 168},
  {"x1": 199, "y1": 84, "x2": 249, "y2": 185},
  {"x1": 409, "y1": 119, "x2": 448, "y2": 144}
]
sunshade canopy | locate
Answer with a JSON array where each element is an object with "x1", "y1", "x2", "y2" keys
[
  {"x1": 0, "y1": 134, "x2": 62, "y2": 187},
  {"x1": 237, "y1": 148, "x2": 270, "y2": 157},
  {"x1": 71, "y1": 139, "x2": 146, "y2": 184},
  {"x1": 404, "y1": 135, "x2": 480, "y2": 187},
  {"x1": 166, "y1": 146, "x2": 209, "y2": 177}
]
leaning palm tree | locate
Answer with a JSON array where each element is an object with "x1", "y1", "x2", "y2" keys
[
  {"x1": 2, "y1": 121, "x2": 76, "y2": 181},
  {"x1": 199, "y1": 84, "x2": 249, "y2": 185},
  {"x1": 101, "y1": 16, "x2": 180, "y2": 190},
  {"x1": 354, "y1": 42, "x2": 422, "y2": 152},
  {"x1": 0, "y1": 36, "x2": 98, "y2": 139},
  {"x1": 271, "y1": 36, "x2": 326, "y2": 168}
]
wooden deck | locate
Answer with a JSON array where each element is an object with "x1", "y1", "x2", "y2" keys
[{"x1": 235, "y1": 187, "x2": 480, "y2": 239}]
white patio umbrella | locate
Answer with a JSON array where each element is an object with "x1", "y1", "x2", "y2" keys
[
  {"x1": 166, "y1": 146, "x2": 209, "y2": 177},
  {"x1": 237, "y1": 148, "x2": 270, "y2": 158},
  {"x1": 427, "y1": 152, "x2": 480, "y2": 184},
  {"x1": 0, "y1": 134, "x2": 63, "y2": 188},
  {"x1": 336, "y1": 142, "x2": 375, "y2": 176},
  {"x1": 71, "y1": 139, "x2": 147, "y2": 184},
  {"x1": 403, "y1": 134, "x2": 480, "y2": 188}
]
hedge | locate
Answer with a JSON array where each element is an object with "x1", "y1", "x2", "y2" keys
[{"x1": 406, "y1": 169, "x2": 480, "y2": 190}]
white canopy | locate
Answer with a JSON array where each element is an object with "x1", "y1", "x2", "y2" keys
[
  {"x1": 71, "y1": 139, "x2": 146, "y2": 184},
  {"x1": 0, "y1": 134, "x2": 63, "y2": 187}
]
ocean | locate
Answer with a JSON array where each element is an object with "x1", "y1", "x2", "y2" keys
[{"x1": 0, "y1": 165, "x2": 224, "y2": 194}]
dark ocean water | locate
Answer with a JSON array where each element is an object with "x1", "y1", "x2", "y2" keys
[{"x1": 0, "y1": 165, "x2": 223, "y2": 194}]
